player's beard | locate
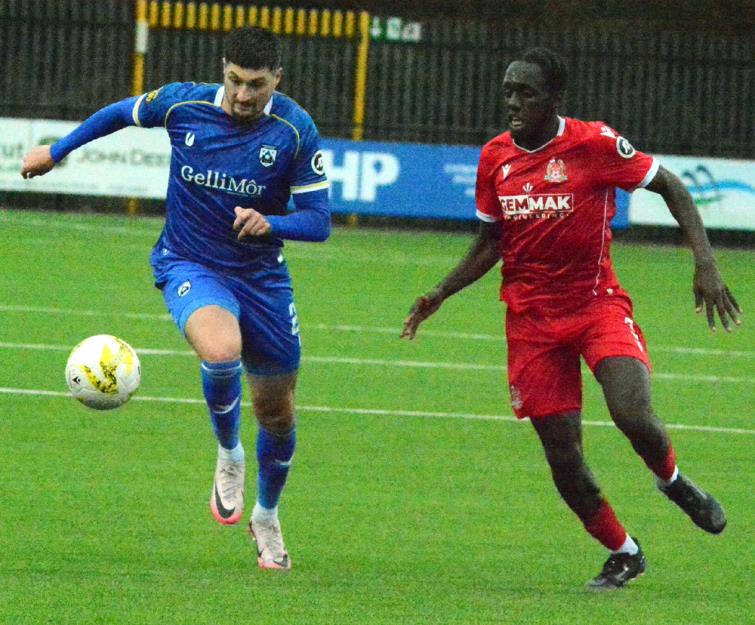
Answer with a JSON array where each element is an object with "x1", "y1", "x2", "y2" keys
[{"x1": 231, "y1": 102, "x2": 262, "y2": 124}]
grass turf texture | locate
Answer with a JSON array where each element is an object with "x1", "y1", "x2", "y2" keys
[{"x1": 0, "y1": 208, "x2": 752, "y2": 625}]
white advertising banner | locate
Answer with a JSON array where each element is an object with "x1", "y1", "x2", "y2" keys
[
  {"x1": 0, "y1": 117, "x2": 171, "y2": 198},
  {"x1": 630, "y1": 155, "x2": 755, "y2": 231},
  {"x1": 1, "y1": 117, "x2": 754, "y2": 230}
]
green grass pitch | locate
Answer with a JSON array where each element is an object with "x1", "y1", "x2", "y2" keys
[{"x1": 0, "y1": 208, "x2": 752, "y2": 625}]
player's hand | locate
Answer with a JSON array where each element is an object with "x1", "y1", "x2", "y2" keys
[
  {"x1": 21, "y1": 145, "x2": 55, "y2": 179},
  {"x1": 400, "y1": 289, "x2": 445, "y2": 340},
  {"x1": 693, "y1": 262, "x2": 742, "y2": 332},
  {"x1": 233, "y1": 206, "x2": 271, "y2": 239}
]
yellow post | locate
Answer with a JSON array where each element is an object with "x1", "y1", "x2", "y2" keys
[
  {"x1": 129, "y1": 0, "x2": 150, "y2": 215},
  {"x1": 271, "y1": 7, "x2": 282, "y2": 33},
  {"x1": 198, "y1": 2, "x2": 208, "y2": 29},
  {"x1": 295, "y1": 8, "x2": 306, "y2": 35},
  {"x1": 173, "y1": 0, "x2": 184, "y2": 28},
  {"x1": 307, "y1": 9, "x2": 318, "y2": 35},
  {"x1": 186, "y1": 1, "x2": 196, "y2": 29},
  {"x1": 259, "y1": 6, "x2": 270, "y2": 29},
  {"x1": 352, "y1": 11, "x2": 370, "y2": 141},
  {"x1": 222, "y1": 3, "x2": 233, "y2": 30},
  {"x1": 349, "y1": 10, "x2": 371, "y2": 227},
  {"x1": 160, "y1": 0, "x2": 171, "y2": 28},
  {"x1": 320, "y1": 9, "x2": 331, "y2": 37},
  {"x1": 148, "y1": 0, "x2": 159, "y2": 27},
  {"x1": 283, "y1": 7, "x2": 294, "y2": 34},
  {"x1": 210, "y1": 2, "x2": 220, "y2": 30},
  {"x1": 332, "y1": 10, "x2": 343, "y2": 38}
]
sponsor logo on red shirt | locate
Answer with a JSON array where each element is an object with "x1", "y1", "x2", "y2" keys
[{"x1": 497, "y1": 193, "x2": 573, "y2": 220}]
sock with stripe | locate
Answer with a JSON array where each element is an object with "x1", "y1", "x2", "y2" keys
[
  {"x1": 201, "y1": 359, "x2": 243, "y2": 450},
  {"x1": 257, "y1": 425, "x2": 296, "y2": 511},
  {"x1": 584, "y1": 499, "x2": 630, "y2": 551},
  {"x1": 645, "y1": 444, "x2": 678, "y2": 484}
]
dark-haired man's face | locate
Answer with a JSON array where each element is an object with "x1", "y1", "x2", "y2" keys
[
  {"x1": 222, "y1": 61, "x2": 281, "y2": 122},
  {"x1": 502, "y1": 61, "x2": 561, "y2": 149}
]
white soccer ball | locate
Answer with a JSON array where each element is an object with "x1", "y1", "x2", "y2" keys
[{"x1": 65, "y1": 335, "x2": 141, "y2": 410}]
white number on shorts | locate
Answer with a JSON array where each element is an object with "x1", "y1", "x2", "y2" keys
[
  {"x1": 289, "y1": 303, "x2": 300, "y2": 336},
  {"x1": 624, "y1": 316, "x2": 644, "y2": 352}
]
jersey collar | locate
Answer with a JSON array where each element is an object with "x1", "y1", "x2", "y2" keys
[{"x1": 512, "y1": 116, "x2": 566, "y2": 153}]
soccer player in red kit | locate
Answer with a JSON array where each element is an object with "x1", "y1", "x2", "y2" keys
[{"x1": 401, "y1": 47, "x2": 741, "y2": 590}]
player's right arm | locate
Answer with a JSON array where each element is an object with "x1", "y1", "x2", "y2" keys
[
  {"x1": 401, "y1": 143, "x2": 502, "y2": 340},
  {"x1": 20, "y1": 97, "x2": 139, "y2": 179},
  {"x1": 400, "y1": 220, "x2": 501, "y2": 340},
  {"x1": 20, "y1": 84, "x2": 184, "y2": 180}
]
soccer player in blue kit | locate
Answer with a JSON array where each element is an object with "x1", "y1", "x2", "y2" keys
[{"x1": 21, "y1": 27, "x2": 330, "y2": 570}]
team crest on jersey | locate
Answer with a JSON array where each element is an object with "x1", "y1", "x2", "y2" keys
[
  {"x1": 259, "y1": 145, "x2": 278, "y2": 167},
  {"x1": 145, "y1": 88, "x2": 161, "y2": 103},
  {"x1": 311, "y1": 150, "x2": 325, "y2": 176},
  {"x1": 544, "y1": 158, "x2": 568, "y2": 183},
  {"x1": 616, "y1": 136, "x2": 636, "y2": 159}
]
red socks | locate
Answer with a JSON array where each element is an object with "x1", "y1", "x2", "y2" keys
[
  {"x1": 584, "y1": 500, "x2": 627, "y2": 551},
  {"x1": 645, "y1": 445, "x2": 677, "y2": 482}
]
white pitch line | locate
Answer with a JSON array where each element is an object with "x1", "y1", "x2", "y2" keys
[
  {"x1": 0, "y1": 386, "x2": 752, "y2": 436},
  {"x1": 0, "y1": 340, "x2": 753, "y2": 383},
  {"x1": 0, "y1": 304, "x2": 752, "y2": 359}
]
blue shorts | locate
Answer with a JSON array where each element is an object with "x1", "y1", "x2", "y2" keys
[{"x1": 151, "y1": 247, "x2": 300, "y2": 376}]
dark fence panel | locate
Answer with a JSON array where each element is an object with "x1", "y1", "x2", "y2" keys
[
  {"x1": 0, "y1": 0, "x2": 134, "y2": 119},
  {"x1": 361, "y1": 18, "x2": 754, "y2": 157},
  {"x1": 0, "y1": 1, "x2": 752, "y2": 158}
]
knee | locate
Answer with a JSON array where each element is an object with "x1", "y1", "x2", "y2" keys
[
  {"x1": 543, "y1": 439, "x2": 583, "y2": 469},
  {"x1": 607, "y1": 385, "x2": 653, "y2": 426},
  {"x1": 201, "y1": 343, "x2": 242, "y2": 363},
  {"x1": 254, "y1": 394, "x2": 295, "y2": 435},
  {"x1": 257, "y1": 412, "x2": 296, "y2": 436}
]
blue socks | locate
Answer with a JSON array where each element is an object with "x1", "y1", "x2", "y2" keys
[
  {"x1": 201, "y1": 359, "x2": 243, "y2": 450},
  {"x1": 257, "y1": 426, "x2": 296, "y2": 510},
  {"x1": 202, "y1": 359, "x2": 295, "y2": 510}
]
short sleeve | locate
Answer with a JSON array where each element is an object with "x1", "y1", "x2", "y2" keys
[
  {"x1": 131, "y1": 83, "x2": 192, "y2": 129},
  {"x1": 289, "y1": 120, "x2": 329, "y2": 195},
  {"x1": 591, "y1": 125, "x2": 659, "y2": 191},
  {"x1": 475, "y1": 144, "x2": 503, "y2": 222}
]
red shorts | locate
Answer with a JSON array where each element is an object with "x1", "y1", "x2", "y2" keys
[{"x1": 505, "y1": 295, "x2": 651, "y2": 419}]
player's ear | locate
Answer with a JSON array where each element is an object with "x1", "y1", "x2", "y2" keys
[{"x1": 273, "y1": 68, "x2": 282, "y2": 88}]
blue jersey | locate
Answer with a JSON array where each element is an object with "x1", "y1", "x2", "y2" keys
[{"x1": 132, "y1": 82, "x2": 329, "y2": 271}]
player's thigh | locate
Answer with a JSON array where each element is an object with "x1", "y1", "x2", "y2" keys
[
  {"x1": 185, "y1": 305, "x2": 242, "y2": 363},
  {"x1": 581, "y1": 296, "x2": 651, "y2": 373},
  {"x1": 248, "y1": 372, "x2": 298, "y2": 434},
  {"x1": 231, "y1": 262, "x2": 301, "y2": 377},
  {"x1": 506, "y1": 309, "x2": 583, "y2": 419},
  {"x1": 155, "y1": 258, "x2": 242, "y2": 361},
  {"x1": 594, "y1": 357, "x2": 653, "y2": 420}
]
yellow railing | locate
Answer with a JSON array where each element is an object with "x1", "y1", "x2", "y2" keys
[{"x1": 135, "y1": 1, "x2": 369, "y2": 136}]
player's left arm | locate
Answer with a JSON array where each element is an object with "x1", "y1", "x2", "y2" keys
[
  {"x1": 646, "y1": 165, "x2": 742, "y2": 332},
  {"x1": 234, "y1": 115, "x2": 330, "y2": 242},
  {"x1": 233, "y1": 188, "x2": 330, "y2": 242}
]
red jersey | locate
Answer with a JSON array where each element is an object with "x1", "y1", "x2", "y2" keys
[{"x1": 475, "y1": 117, "x2": 658, "y2": 314}]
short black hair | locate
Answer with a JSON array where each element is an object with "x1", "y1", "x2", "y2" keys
[
  {"x1": 517, "y1": 47, "x2": 567, "y2": 95},
  {"x1": 224, "y1": 26, "x2": 281, "y2": 71}
]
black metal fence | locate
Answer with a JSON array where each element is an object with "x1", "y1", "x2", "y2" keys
[{"x1": 1, "y1": 0, "x2": 753, "y2": 158}]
